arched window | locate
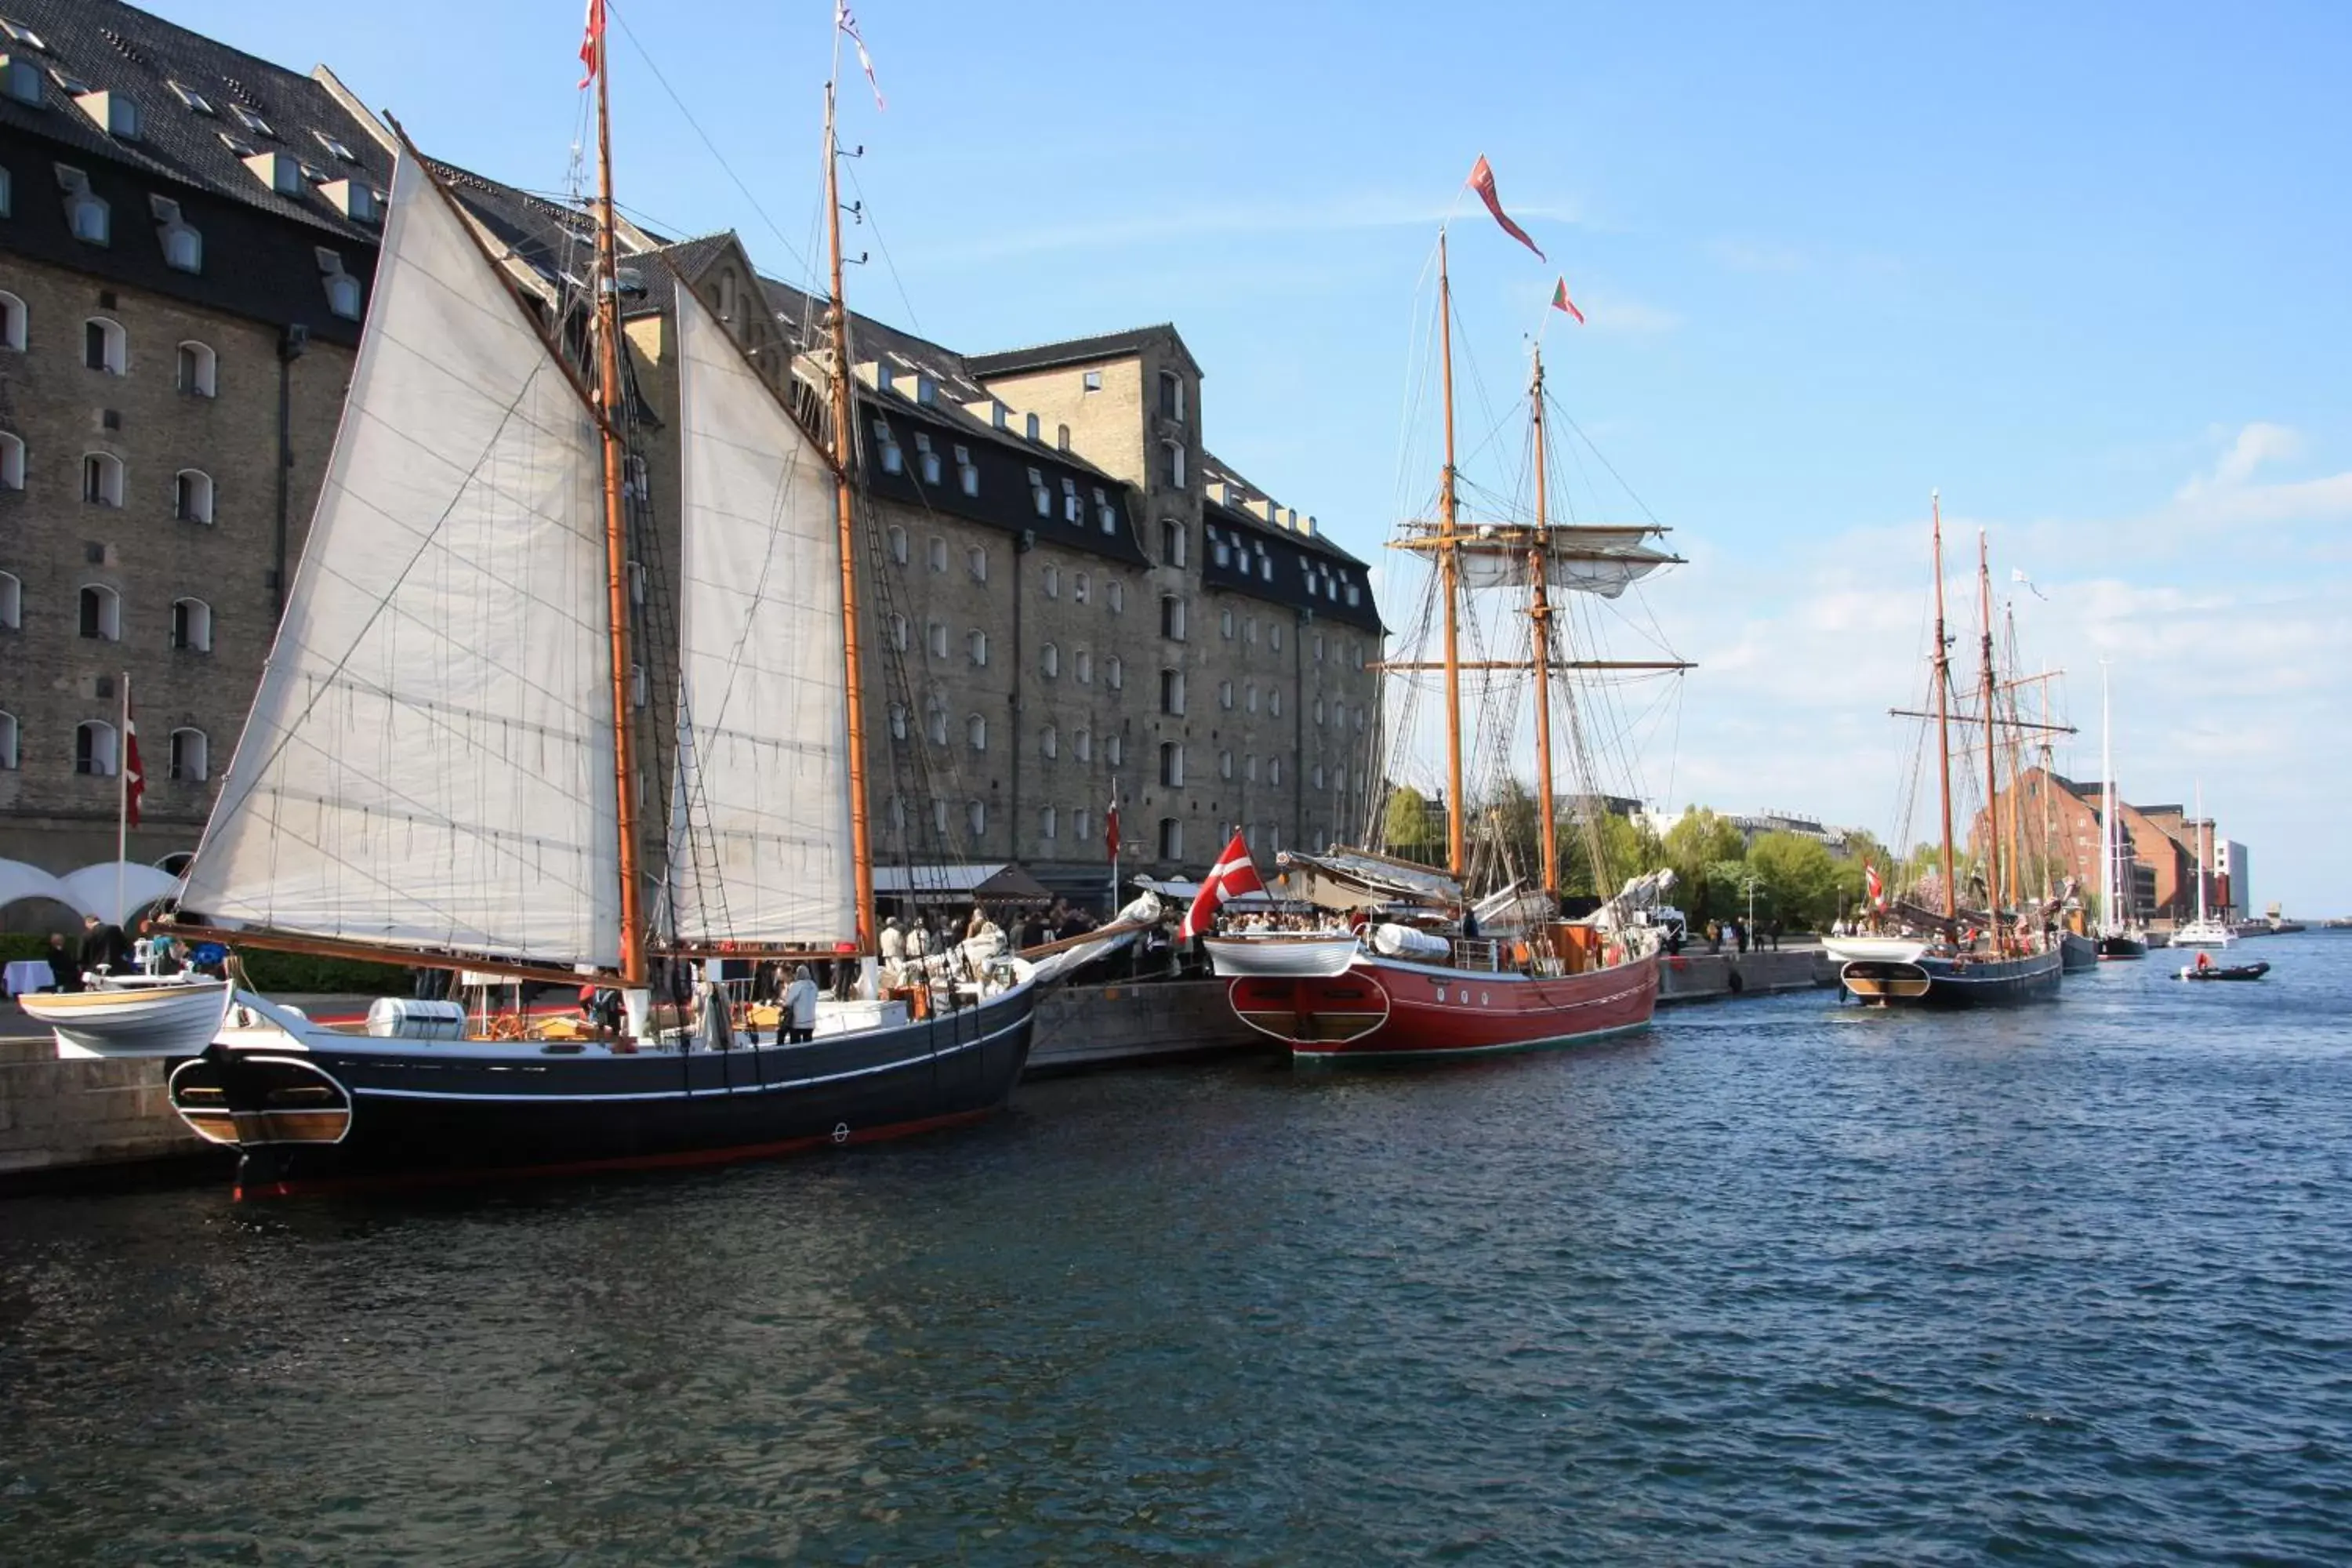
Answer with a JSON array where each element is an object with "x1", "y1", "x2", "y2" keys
[
  {"x1": 176, "y1": 340, "x2": 217, "y2": 397},
  {"x1": 1105, "y1": 655, "x2": 1123, "y2": 691},
  {"x1": 170, "y1": 597, "x2": 212, "y2": 652},
  {"x1": 887, "y1": 702, "x2": 907, "y2": 741},
  {"x1": 1245, "y1": 753, "x2": 1259, "y2": 782},
  {"x1": 1073, "y1": 571, "x2": 1090, "y2": 604},
  {"x1": 1314, "y1": 698, "x2": 1327, "y2": 727},
  {"x1": 1106, "y1": 734, "x2": 1123, "y2": 768},
  {"x1": 1270, "y1": 688, "x2": 1283, "y2": 718},
  {"x1": 1108, "y1": 580, "x2": 1125, "y2": 615},
  {"x1": 1041, "y1": 564, "x2": 1059, "y2": 599},
  {"x1": 169, "y1": 728, "x2": 209, "y2": 782},
  {"x1": 1158, "y1": 817, "x2": 1183, "y2": 860},
  {"x1": 1040, "y1": 725, "x2": 1058, "y2": 760},
  {"x1": 0, "y1": 570, "x2": 18, "y2": 629},
  {"x1": 1074, "y1": 648, "x2": 1093, "y2": 684},
  {"x1": 927, "y1": 620, "x2": 947, "y2": 658},
  {"x1": 887, "y1": 612, "x2": 908, "y2": 651},
  {"x1": 82, "y1": 452, "x2": 123, "y2": 506},
  {"x1": 967, "y1": 713, "x2": 987, "y2": 752},
  {"x1": 1219, "y1": 680, "x2": 1234, "y2": 710},
  {"x1": 1221, "y1": 606, "x2": 1235, "y2": 639},
  {"x1": 1074, "y1": 808, "x2": 1091, "y2": 842},
  {"x1": 75, "y1": 719, "x2": 118, "y2": 776},
  {"x1": 83, "y1": 316, "x2": 125, "y2": 374},
  {"x1": 967, "y1": 628, "x2": 988, "y2": 666},
  {"x1": 0, "y1": 430, "x2": 22, "y2": 490},
  {"x1": 1161, "y1": 439, "x2": 1185, "y2": 489},
  {"x1": 1040, "y1": 641, "x2": 1059, "y2": 679},
  {"x1": 932, "y1": 798, "x2": 950, "y2": 834},
  {"x1": 886, "y1": 524, "x2": 908, "y2": 564},
  {"x1": 1220, "y1": 749, "x2": 1234, "y2": 781},
  {"x1": 621, "y1": 452, "x2": 648, "y2": 500},
  {"x1": 174, "y1": 468, "x2": 215, "y2": 524},
  {"x1": 927, "y1": 535, "x2": 947, "y2": 572},
  {"x1": 1269, "y1": 757, "x2": 1283, "y2": 787},
  {"x1": 967, "y1": 800, "x2": 987, "y2": 837},
  {"x1": 1313, "y1": 764, "x2": 1327, "y2": 790},
  {"x1": 78, "y1": 584, "x2": 120, "y2": 641},
  {"x1": 968, "y1": 544, "x2": 987, "y2": 582},
  {"x1": 887, "y1": 795, "x2": 907, "y2": 832},
  {"x1": 0, "y1": 710, "x2": 16, "y2": 770},
  {"x1": 1074, "y1": 728, "x2": 1092, "y2": 762},
  {"x1": 1040, "y1": 804, "x2": 1058, "y2": 841},
  {"x1": 925, "y1": 701, "x2": 948, "y2": 746},
  {"x1": 0, "y1": 290, "x2": 24, "y2": 351}
]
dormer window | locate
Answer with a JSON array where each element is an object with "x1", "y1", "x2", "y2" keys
[
  {"x1": 869, "y1": 418, "x2": 902, "y2": 475},
  {"x1": 314, "y1": 129, "x2": 357, "y2": 162},
  {"x1": 1062, "y1": 475, "x2": 1080, "y2": 524},
  {"x1": 227, "y1": 102, "x2": 274, "y2": 139},
  {"x1": 167, "y1": 79, "x2": 213, "y2": 115},
  {"x1": 151, "y1": 194, "x2": 201, "y2": 274},
  {"x1": 914, "y1": 373, "x2": 936, "y2": 405},
  {"x1": 1094, "y1": 487, "x2": 1116, "y2": 534},
  {"x1": 56, "y1": 165, "x2": 107, "y2": 245},
  {"x1": 1027, "y1": 466, "x2": 1050, "y2": 518},
  {"x1": 250, "y1": 152, "x2": 303, "y2": 197},
  {"x1": 0, "y1": 58, "x2": 37, "y2": 107},
  {"x1": 953, "y1": 443, "x2": 978, "y2": 496},
  {"x1": 913, "y1": 430, "x2": 940, "y2": 485},
  {"x1": 74, "y1": 91, "x2": 140, "y2": 140},
  {"x1": 317, "y1": 249, "x2": 361, "y2": 318}
]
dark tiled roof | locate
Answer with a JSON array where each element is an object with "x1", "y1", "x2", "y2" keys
[
  {"x1": 1200, "y1": 448, "x2": 1365, "y2": 566},
  {"x1": 1201, "y1": 495, "x2": 1383, "y2": 633},
  {"x1": 0, "y1": 0, "x2": 389, "y2": 244},
  {"x1": 965, "y1": 323, "x2": 1198, "y2": 379}
]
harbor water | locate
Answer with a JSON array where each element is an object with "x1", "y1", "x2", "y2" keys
[{"x1": 3, "y1": 936, "x2": 2348, "y2": 1563}]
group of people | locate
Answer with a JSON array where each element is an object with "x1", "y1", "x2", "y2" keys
[
  {"x1": 33, "y1": 915, "x2": 227, "y2": 993},
  {"x1": 1702, "y1": 916, "x2": 1781, "y2": 954}
]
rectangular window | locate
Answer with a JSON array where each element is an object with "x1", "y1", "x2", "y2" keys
[
  {"x1": 1160, "y1": 668, "x2": 1185, "y2": 716},
  {"x1": 1158, "y1": 818, "x2": 1182, "y2": 860},
  {"x1": 1160, "y1": 595, "x2": 1186, "y2": 641},
  {"x1": 1160, "y1": 741, "x2": 1185, "y2": 788},
  {"x1": 1163, "y1": 441, "x2": 1185, "y2": 489},
  {"x1": 1160, "y1": 520, "x2": 1186, "y2": 568},
  {"x1": 1158, "y1": 370, "x2": 1185, "y2": 422}
]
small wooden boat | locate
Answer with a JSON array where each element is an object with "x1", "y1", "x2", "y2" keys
[{"x1": 2177, "y1": 960, "x2": 2269, "y2": 982}]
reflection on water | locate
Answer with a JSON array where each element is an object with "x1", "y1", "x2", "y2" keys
[{"x1": 4, "y1": 937, "x2": 2350, "y2": 1564}]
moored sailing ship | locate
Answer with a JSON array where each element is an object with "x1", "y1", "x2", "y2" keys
[
  {"x1": 1210, "y1": 174, "x2": 1687, "y2": 1061},
  {"x1": 20, "y1": 29, "x2": 1036, "y2": 1195}
]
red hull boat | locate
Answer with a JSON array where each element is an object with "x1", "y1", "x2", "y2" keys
[{"x1": 1228, "y1": 949, "x2": 1659, "y2": 1062}]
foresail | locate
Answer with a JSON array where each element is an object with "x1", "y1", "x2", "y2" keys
[
  {"x1": 665, "y1": 284, "x2": 858, "y2": 948},
  {"x1": 1454, "y1": 526, "x2": 1679, "y2": 597},
  {"x1": 180, "y1": 154, "x2": 620, "y2": 967}
]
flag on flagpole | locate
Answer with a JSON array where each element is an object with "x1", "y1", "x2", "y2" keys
[
  {"x1": 1466, "y1": 154, "x2": 1544, "y2": 260},
  {"x1": 1864, "y1": 862, "x2": 1883, "y2": 908},
  {"x1": 1550, "y1": 277, "x2": 1585, "y2": 325},
  {"x1": 1179, "y1": 830, "x2": 1265, "y2": 942},
  {"x1": 1105, "y1": 784, "x2": 1121, "y2": 864},
  {"x1": 837, "y1": 2, "x2": 887, "y2": 111},
  {"x1": 576, "y1": 0, "x2": 604, "y2": 89},
  {"x1": 122, "y1": 690, "x2": 143, "y2": 830}
]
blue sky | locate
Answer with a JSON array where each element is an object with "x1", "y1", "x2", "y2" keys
[{"x1": 184, "y1": 0, "x2": 2351, "y2": 909}]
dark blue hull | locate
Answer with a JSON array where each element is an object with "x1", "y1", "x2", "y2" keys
[
  {"x1": 169, "y1": 988, "x2": 1035, "y2": 1198},
  {"x1": 1915, "y1": 946, "x2": 2065, "y2": 1007}
]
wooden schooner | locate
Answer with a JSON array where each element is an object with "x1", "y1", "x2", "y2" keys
[
  {"x1": 20, "y1": 27, "x2": 1040, "y2": 1196},
  {"x1": 1208, "y1": 202, "x2": 1689, "y2": 1062}
]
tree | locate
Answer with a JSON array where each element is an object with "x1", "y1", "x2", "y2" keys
[
  {"x1": 1663, "y1": 808, "x2": 1748, "y2": 919},
  {"x1": 1382, "y1": 783, "x2": 1437, "y2": 858},
  {"x1": 1746, "y1": 831, "x2": 1842, "y2": 929}
]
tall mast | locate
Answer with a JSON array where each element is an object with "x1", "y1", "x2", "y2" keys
[
  {"x1": 1931, "y1": 492, "x2": 1957, "y2": 926},
  {"x1": 2194, "y1": 781, "x2": 2209, "y2": 926},
  {"x1": 2002, "y1": 604, "x2": 2026, "y2": 909},
  {"x1": 1977, "y1": 529, "x2": 2002, "y2": 952},
  {"x1": 591, "y1": 33, "x2": 645, "y2": 986},
  {"x1": 1437, "y1": 232, "x2": 1467, "y2": 881},
  {"x1": 2107, "y1": 658, "x2": 2126, "y2": 931},
  {"x1": 823, "y1": 80, "x2": 877, "y2": 953},
  {"x1": 1528, "y1": 346, "x2": 1559, "y2": 900}
]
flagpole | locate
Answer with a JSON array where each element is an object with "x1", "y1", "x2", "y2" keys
[
  {"x1": 115, "y1": 669, "x2": 129, "y2": 927},
  {"x1": 1107, "y1": 775, "x2": 1119, "y2": 913}
]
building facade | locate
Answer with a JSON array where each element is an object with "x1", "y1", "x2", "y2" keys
[{"x1": 0, "y1": 0, "x2": 1381, "y2": 923}]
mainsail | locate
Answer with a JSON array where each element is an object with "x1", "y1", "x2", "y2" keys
[
  {"x1": 1402, "y1": 523, "x2": 1679, "y2": 598},
  {"x1": 663, "y1": 283, "x2": 858, "y2": 947},
  {"x1": 180, "y1": 155, "x2": 622, "y2": 966}
]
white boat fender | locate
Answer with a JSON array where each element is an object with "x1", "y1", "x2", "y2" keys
[{"x1": 1371, "y1": 923, "x2": 1450, "y2": 962}]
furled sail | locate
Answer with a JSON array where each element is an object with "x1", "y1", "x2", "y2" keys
[
  {"x1": 662, "y1": 283, "x2": 858, "y2": 947},
  {"x1": 179, "y1": 154, "x2": 620, "y2": 966},
  {"x1": 1453, "y1": 525, "x2": 1679, "y2": 597}
]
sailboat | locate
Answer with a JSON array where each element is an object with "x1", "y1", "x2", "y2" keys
[
  {"x1": 1834, "y1": 499, "x2": 2063, "y2": 1007},
  {"x1": 19, "y1": 43, "x2": 1037, "y2": 1196},
  {"x1": 2093, "y1": 663, "x2": 2147, "y2": 960},
  {"x1": 1207, "y1": 217, "x2": 1685, "y2": 1062},
  {"x1": 2170, "y1": 782, "x2": 2236, "y2": 949}
]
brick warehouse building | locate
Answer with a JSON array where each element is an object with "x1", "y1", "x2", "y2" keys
[
  {"x1": 0, "y1": 0, "x2": 1381, "y2": 920},
  {"x1": 1967, "y1": 767, "x2": 2236, "y2": 924}
]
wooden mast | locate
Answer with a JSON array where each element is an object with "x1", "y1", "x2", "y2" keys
[
  {"x1": 1437, "y1": 232, "x2": 1468, "y2": 880},
  {"x1": 1931, "y1": 492, "x2": 1958, "y2": 927},
  {"x1": 2002, "y1": 604, "x2": 2027, "y2": 909},
  {"x1": 823, "y1": 79, "x2": 877, "y2": 955},
  {"x1": 1528, "y1": 346, "x2": 1559, "y2": 899},
  {"x1": 1976, "y1": 529, "x2": 2002, "y2": 953},
  {"x1": 590, "y1": 27, "x2": 645, "y2": 987}
]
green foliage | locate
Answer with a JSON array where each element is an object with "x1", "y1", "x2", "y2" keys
[
  {"x1": 0, "y1": 931, "x2": 54, "y2": 963},
  {"x1": 1382, "y1": 784, "x2": 1438, "y2": 851},
  {"x1": 1746, "y1": 831, "x2": 1843, "y2": 927},
  {"x1": 1664, "y1": 809, "x2": 1748, "y2": 919}
]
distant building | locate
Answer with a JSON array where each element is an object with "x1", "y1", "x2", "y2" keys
[{"x1": 1635, "y1": 805, "x2": 1866, "y2": 858}]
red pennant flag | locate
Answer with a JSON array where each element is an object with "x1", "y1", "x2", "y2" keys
[
  {"x1": 122, "y1": 693, "x2": 143, "y2": 829},
  {"x1": 1467, "y1": 154, "x2": 1545, "y2": 261},
  {"x1": 837, "y1": 2, "x2": 887, "y2": 111},
  {"x1": 1105, "y1": 785, "x2": 1121, "y2": 863},
  {"x1": 576, "y1": 0, "x2": 605, "y2": 89},
  {"x1": 1180, "y1": 831, "x2": 1265, "y2": 942},
  {"x1": 1551, "y1": 277, "x2": 1585, "y2": 325}
]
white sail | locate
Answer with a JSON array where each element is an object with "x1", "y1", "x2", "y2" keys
[
  {"x1": 1454, "y1": 525, "x2": 1679, "y2": 597},
  {"x1": 664, "y1": 283, "x2": 858, "y2": 947},
  {"x1": 180, "y1": 155, "x2": 620, "y2": 966}
]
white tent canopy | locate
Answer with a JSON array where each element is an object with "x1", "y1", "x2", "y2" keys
[{"x1": 0, "y1": 859, "x2": 181, "y2": 926}]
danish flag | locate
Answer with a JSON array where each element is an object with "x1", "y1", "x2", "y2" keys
[
  {"x1": 576, "y1": 0, "x2": 604, "y2": 89},
  {"x1": 122, "y1": 690, "x2": 144, "y2": 829},
  {"x1": 1180, "y1": 830, "x2": 1265, "y2": 942},
  {"x1": 1864, "y1": 862, "x2": 1884, "y2": 908}
]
